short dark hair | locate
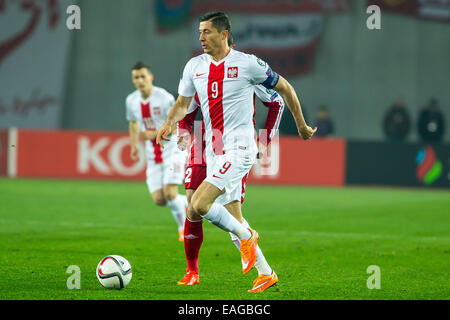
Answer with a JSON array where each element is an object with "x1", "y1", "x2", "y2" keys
[
  {"x1": 199, "y1": 11, "x2": 231, "y2": 33},
  {"x1": 228, "y1": 32, "x2": 234, "y2": 47},
  {"x1": 132, "y1": 61, "x2": 151, "y2": 73}
]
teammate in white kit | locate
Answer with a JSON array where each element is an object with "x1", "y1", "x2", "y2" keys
[
  {"x1": 157, "y1": 12, "x2": 316, "y2": 290},
  {"x1": 126, "y1": 62, "x2": 188, "y2": 241}
]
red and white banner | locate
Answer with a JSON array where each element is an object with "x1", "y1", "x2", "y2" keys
[
  {"x1": 0, "y1": 0, "x2": 75, "y2": 129},
  {"x1": 191, "y1": 0, "x2": 350, "y2": 14},
  {"x1": 368, "y1": 0, "x2": 450, "y2": 23},
  {"x1": 3, "y1": 129, "x2": 346, "y2": 186},
  {"x1": 192, "y1": 13, "x2": 324, "y2": 76},
  {"x1": 156, "y1": 0, "x2": 350, "y2": 33}
]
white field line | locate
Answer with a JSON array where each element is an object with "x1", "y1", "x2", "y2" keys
[
  {"x1": 0, "y1": 219, "x2": 449, "y2": 243},
  {"x1": 264, "y1": 230, "x2": 450, "y2": 242}
]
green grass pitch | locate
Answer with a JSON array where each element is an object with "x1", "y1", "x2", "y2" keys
[{"x1": 0, "y1": 178, "x2": 449, "y2": 300}]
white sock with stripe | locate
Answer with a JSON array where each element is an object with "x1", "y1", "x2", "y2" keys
[
  {"x1": 230, "y1": 219, "x2": 272, "y2": 276},
  {"x1": 166, "y1": 194, "x2": 187, "y2": 231},
  {"x1": 203, "y1": 203, "x2": 251, "y2": 240}
]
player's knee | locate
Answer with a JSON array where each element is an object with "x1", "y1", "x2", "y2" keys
[
  {"x1": 152, "y1": 196, "x2": 166, "y2": 207},
  {"x1": 163, "y1": 185, "x2": 178, "y2": 202},
  {"x1": 151, "y1": 189, "x2": 167, "y2": 206},
  {"x1": 191, "y1": 198, "x2": 209, "y2": 216},
  {"x1": 164, "y1": 192, "x2": 177, "y2": 202},
  {"x1": 187, "y1": 203, "x2": 201, "y2": 221}
]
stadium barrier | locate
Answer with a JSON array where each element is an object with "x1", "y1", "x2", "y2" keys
[
  {"x1": 1, "y1": 129, "x2": 346, "y2": 186},
  {"x1": 1, "y1": 128, "x2": 448, "y2": 188},
  {"x1": 249, "y1": 136, "x2": 346, "y2": 186},
  {"x1": 0, "y1": 129, "x2": 8, "y2": 176},
  {"x1": 6, "y1": 129, "x2": 147, "y2": 180},
  {"x1": 346, "y1": 141, "x2": 450, "y2": 188}
]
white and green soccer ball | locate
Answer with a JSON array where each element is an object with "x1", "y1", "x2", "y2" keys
[{"x1": 96, "y1": 255, "x2": 132, "y2": 290}]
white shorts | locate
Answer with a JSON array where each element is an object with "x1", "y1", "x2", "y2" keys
[
  {"x1": 204, "y1": 148, "x2": 256, "y2": 206},
  {"x1": 146, "y1": 151, "x2": 186, "y2": 194}
]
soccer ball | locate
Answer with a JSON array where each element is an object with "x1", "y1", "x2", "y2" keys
[{"x1": 96, "y1": 255, "x2": 132, "y2": 290}]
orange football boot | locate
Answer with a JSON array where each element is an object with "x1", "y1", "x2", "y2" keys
[
  {"x1": 177, "y1": 269, "x2": 199, "y2": 285},
  {"x1": 248, "y1": 271, "x2": 278, "y2": 293},
  {"x1": 239, "y1": 228, "x2": 259, "y2": 274},
  {"x1": 178, "y1": 229, "x2": 184, "y2": 242}
]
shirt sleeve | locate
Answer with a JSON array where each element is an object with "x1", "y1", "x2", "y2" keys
[
  {"x1": 247, "y1": 54, "x2": 280, "y2": 90},
  {"x1": 253, "y1": 85, "x2": 274, "y2": 103},
  {"x1": 178, "y1": 59, "x2": 196, "y2": 97},
  {"x1": 254, "y1": 86, "x2": 285, "y2": 146},
  {"x1": 178, "y1": 93, "x2": 200, "y2": 133},
  {"x1": 125, "y1": 96, "x2": 137, "y2": 121}
]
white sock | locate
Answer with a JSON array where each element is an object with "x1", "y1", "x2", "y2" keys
[
  {"x1": 166, "y1": 194, "x2": 187, "y2": 231},
  {"x1": 230, "y1": 219, "x2": 272, "y2": 276},
  {"x1": 203, "y1": 203, "x2": 251, "y2": 240}
]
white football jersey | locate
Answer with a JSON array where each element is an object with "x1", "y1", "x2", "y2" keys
[
  {"x1": 178, "y1": 49, "x2": 279, "y2": 159},
  {"x1": 185, "y1": 85, "x2": 282, "y2": 115},
  {"x1": 126, "y1": 86, "x2": 178, "y2": 164}
]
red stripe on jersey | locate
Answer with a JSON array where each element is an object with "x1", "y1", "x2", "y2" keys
[
  {"x1": 178, "y1": 107, "x2": 198, "y2": 132},
  {"x1": 194, "y1": 92, "x2": 200, "y2": 105},
  {"x1": 152, "y1": 140, "x2": 163, "y2": 164},
  {"x1": 191, "y1": 119, "x2": 206, "y2": 166},
  {"x1": 240, "y1": 173, "x2": 249, "y2": 204},
  {"x1": 261, "y1": 100, "x2": 283, "y2": 146},
  {"x1": 252, "y1": 94, "x2": 257, "y2": 127},
  {"x1": 208, "y1": 62, "x2": 225, "y2": 155},
  {"x1": 140, "y1": 102, "x2": 151, "y2": 122},
  {"x1": 141, "y1": 102, "x2": 163, "y2": 164},
  {"x1": 189, "y1": 127, "x2": 207, "y2": 167}
]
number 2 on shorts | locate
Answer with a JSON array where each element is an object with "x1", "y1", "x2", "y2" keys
[{"x1": 185, "y1": 167, "x2": 192, "y2": 183}]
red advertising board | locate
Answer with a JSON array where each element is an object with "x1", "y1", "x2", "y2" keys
[
  {"x1": 248, "y1": 137, "x2": 346, "y2": 186},
  {"x1": 11, "y1": 129, "x2": 346, "y2": 186},
  {"x1": 15, "y1": 130, "x2": 146, "y2": 180}
]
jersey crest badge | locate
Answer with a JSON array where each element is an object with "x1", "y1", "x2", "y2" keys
[
  {"x1": 153, "y1": 106, "x2": 161, "y2": 116},
  {"x1": 257, "y1": 58, "x2": 267, "y2": 67},
  {"x1": 227, "y1": 67, "x2": 238, "y2": 78}
]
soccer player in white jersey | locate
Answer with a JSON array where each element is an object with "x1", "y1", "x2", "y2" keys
[
  {"x1": 176, "y1": 87, "x2": 284, "y2": 292},
  {"x1": 175, "y1": 36, "x2": 286, "y2": 292},
  {"x1": 157, "y1": 12, "x2": 316, "y2": 290},
  {"x1": 126, "y1": 61, "x2": 188, "y2": 241}
]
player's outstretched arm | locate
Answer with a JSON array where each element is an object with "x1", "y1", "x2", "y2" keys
[
  {"x1": 129, "y1": 120, "x2": 140, "y2": 161},
  {"x1": 274, "y1": 76, "x2": 317, "y2": 140},
  {"x1": 139, "y1": 130, "x2": 157, "y2": 141},
  {"x1": 156, "y1": 95, "x2": 193, "y2": 148}
]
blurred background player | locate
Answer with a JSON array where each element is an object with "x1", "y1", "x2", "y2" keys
[
  {"x1": 382, "y1": 97, "x2": 411, "y2": 142},
  {"x1": 126, "y1": 61, "x2": 188, "y2": 241},
  {"x1": 175, "y1": 34, "x2": 285, "y2": 292},
  {"x1": 314, "y1": 105, "x2": 335, "y2": 137},
  {"x1": 417, "y1": 98, "x2": 445, "y2": 144},
  {"x1": 157, "y1": 12, "x2": 316, "y2": 291}
]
